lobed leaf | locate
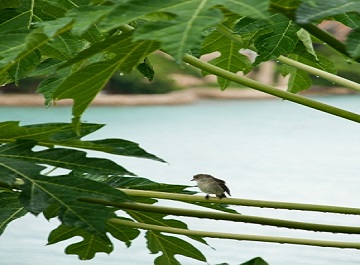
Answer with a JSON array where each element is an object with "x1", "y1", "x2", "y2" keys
[
  {"x1": 0, "y1": 141, "x2": 134, "y2": 176},
  {"x1": 334, "y1": 13, "x2": 360, "y2": 28},
  {"x1": 296, "y1": 0, "x2": 360, "y2": 24},
  {"x1": 48, "y1": 224, "x2": 113, "y2": 260},
  {"x1": 201, "y1": 28, "x2": 252, "y2": 89},
  {"x1": 106, "y1": 217, "x2": 140, "y2": 248},
  {"x1": 133, "y1": 1, "x2": 223, "y2": 62},
  {"x1": 0, "y1": 122, "x2": 164, "y2": 162},
  {"x1": 282, "y1": 52, "x2": 336, "y2": 93},
  {"x1": 240, "y1": 257, "x2": 269, "y2": 265},
  {"x1": 146, "y1": 231, "x2": 207, "y2": 265},
  {"x1": 53, "y1": 32, "x2": 160, "y2": 125},
  {"x1": 0, "y1": 191, "x2": 27, "y2": 236},
  {"x1": 346, "y1": 28, "x2": 360, "y2": 60},
  {"x1": 253, "y1": 14, "x2": 300, "y2": 65},
  {"x1": 19, "y1": 173, "x2": 130, "y2": 235}
]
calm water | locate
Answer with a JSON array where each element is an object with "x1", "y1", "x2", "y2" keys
[{"x1": 1, "y1": 95, "x2": 360, "y2": 265}]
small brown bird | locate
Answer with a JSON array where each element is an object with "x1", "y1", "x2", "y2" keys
[{"x1": 191, "y1": 174, "x2": 231, "y2": 199}]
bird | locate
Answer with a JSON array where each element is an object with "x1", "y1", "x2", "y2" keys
[{"x1": 191, "y1": 174, "x2": 231, "y2": 199}]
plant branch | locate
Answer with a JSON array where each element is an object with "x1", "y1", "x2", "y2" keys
[
  {"x1": 79, "y1": 198, "x2": 360, "y2": 235},
  {"x1": 109, "y1": 218, "x2": 360, "y2": 249},
  {"x1": 277, "y1": 55, "x2": 360, "y2": 92},
  {"x1": 182, "y1": 53, "x2": 360, "y2": 123},
  {"x1": 118, "y1": 23, "x2": 360, "y2": 123},
  {"x1": 118, "y1": 189, "x2": 360, "y2": 215}
]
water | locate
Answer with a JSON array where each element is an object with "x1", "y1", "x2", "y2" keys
[{"x1": 1, "y1": 95, "x2": 360, "y2": 264}]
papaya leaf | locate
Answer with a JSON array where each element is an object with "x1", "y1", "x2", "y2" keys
[
  {"x1": 201, "y1": 28, "x2": 252, "y2": 90},
  {"x1": 18, "y1": 173, "x2": 130, "y2": 235},
  {"x1": 0, "y1": 0, "x2": 21, "y2": 9},
  {"x1": 128, "y1": 210, "x2": 210, "y2": 247},
  {"x1": 334, "y1": 13, "x2": 360, "y2": 28},
  {"x1": 65, "y1": 6, "x2": 113, "y2": 36},
  {"x1": 296, "y1": 0, "x2": 360, "y2": 24},
  {"x1": 0, "y1": 9, "x2": 30, "y2": 34},
  {"x1": 0, "y1": 29, "x2": 49, "y2": 81},
  {"x1": 0, "y1": 121, "x2": 102, "y2": 143},
  {"x1": 0, "y1": 141, "x2": 134, "y2": 176},
  {"x1": 347, "y1": 28, "x2": 360, "y2": 60},
  {"x1": 146, "y1": 231, "x2": 207, "y2": 265},
  {"x1": 48, "y1": 224, "x2": 113, "y2": 260},
  {"x1": 282, "y1": 59, "x2": 312, "y2": 93},
  {"x1": 102, "y1": 175, "x2": 190, "y2": 192},
  {"x1": 240, "y1": 257, "x2": 269, "y2": 265},
  {"x1": 282, "y1": 52, "x2": 336, "y2": 93},
  {"x1": 0, "y1": 191, "x2": 27, "y2": 236},
  {"x1": 106, "y1": 217, "x2": 140, "y2": 247},
  {"x1": 53, "y1": 32, "x2": 160, "y2": 125},
  {"x1": 137, "y1": 58, "x2": 154, "y2": 81},
  {"x1": 133, "y1": 1, "x2": 223, "y2": 62},
  {"x1": 0, "y1": 122, "x2": 164, "y2": 162},
  {"x1": 254, "y1": 14, "x2": 300, "y2": 65}
]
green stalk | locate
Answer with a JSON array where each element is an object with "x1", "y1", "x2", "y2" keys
[
  {"x1": 80, "y1": 198, "x2": 360, "y2": 234},
  {"x1": 277, "y1": 55, "x2": 360, "y2": 92},
  {"x1": 109, "y1": 218, "x2": 360, "y2": 249},
  {"x1": 118, "y1": 189, "x2": 360, "y2": 215},
  {"x1": 183, "y1": 53, "x2": 360, "y2": 123},
  {"x1": 119, "y1": 23, "x2": 360, "y2": 123}
]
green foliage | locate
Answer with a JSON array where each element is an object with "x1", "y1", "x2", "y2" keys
[
  {"x1": 0, "y1": 191, "x2": 27, "y2": 236},
  {"x1": 1, "y1": 0, "x2": 360, "y2": 264}
]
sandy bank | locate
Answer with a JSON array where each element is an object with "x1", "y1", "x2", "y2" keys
[
  {"x1": 0, "y1": 87, "x2": 353, "y2": 106},
  {"x1": 0, "y1": 88, "x2": 275, "y2": 106}
]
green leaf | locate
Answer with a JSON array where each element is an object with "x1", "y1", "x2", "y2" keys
[
  {"x1": 0, "y1": 122, "x2": 164, "y2": 162},
  {"x1": 19, "y1": 173, "x2": 130, "y2": 235},
  {"x1": 282, "y1": 49, "x2": 337, "y2": 93},
  {"x1": 0, "y1": 141, "x2": 134, "y2": 176},
  {"x1": 282, "y1": 59, "x2": 312, "y2": 93},
  {"x1": 133, "y1": 1, "x2": 224, "y2": 61},
  {"x1": 37, "y1": 76, "x2": 66, "y2": 106},
  {"x1": 48, "y1": 224, "x2": 113, "y2": 260},
  {"x1": 137, "y1": 58, "x2": 155, "y2": 81},
  {"x1": 334, "y1": 13, "x2": 360, "y2": 28},
  {"x1": 106, "y1": 217, "x2": 140, "y2": 247},
  {"x1": 0, "y1": 0, "x2": 21, "y2": 10},
  {"x1": 96, "y1": 175, "x2": 190, "y2": 192},
  {"x1": 146, "y1": 231, "x2": 207, "y2": 265},
  {"x1": 0, "y1": 9, "x2": 30, "y2": 34},
  {"x1": 65, "y1": 6, "x2": 113, "y2": 36},
  {"x1": 240, "y1": 257, "x2": 269, "y2": 265},
  {"x1": 53, "y1": 32, "x2": 159, "y2": 125},
  {"x1": 201, "y1": 28, "x2": 252, "y2": 89},
  {"x1": 0, "y1": 29, "x2": 48, "y2": 78},
  {"x1": 296, "y1": 0, "x2": 360, "y2": 24},
  {"x1": 128, "y1": 210, "x2": 210, "y2": 246},
  {"x1": 0, "y1": 191, "x2": 27, "y2": 235},
  {"x1": 254, "y1": 14, "x2": 300, "y2": 65},
  {"x1": 296, "y1": 28, "x2": 317, "y2": 60},
  {"x1": 347, "y1": 28, "x2": 360, "y2": 60}
]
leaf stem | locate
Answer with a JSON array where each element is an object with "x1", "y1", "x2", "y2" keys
[
  {"x1": 80, "y1": 198, "x2": 360, "y2": 235},
  {"x1": 118, "y1": 189, "x2": 360, "y2": 215},
  {"x1": 182, "y1": 53, "x2": 360, "y2": 123},
  {"x1": 277, "y1": 55, "x2": 360, "y2": 92},
  {"x1": 108, "y1": 218, "x2": 360, "y2": 249}
]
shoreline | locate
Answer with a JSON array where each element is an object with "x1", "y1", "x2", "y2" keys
[{"x1": 0, "y1": 87, "x2": 355, "y2": 106}]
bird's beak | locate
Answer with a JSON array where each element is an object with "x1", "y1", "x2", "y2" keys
[{"x1": 190, "y1": 178, "x2": 195, "y2": 181}]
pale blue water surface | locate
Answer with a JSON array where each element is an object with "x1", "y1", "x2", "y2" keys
[{"x1": 1, "y1": 95, "x2": 360, "y2": 265}]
